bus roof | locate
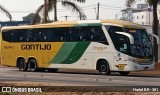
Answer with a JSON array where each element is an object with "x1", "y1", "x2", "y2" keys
[
  {"x1": 1, "y1": 21, "x2": 78, "y2": 30},
  {"x1": 101, "y1": 19, "x2": 145, "y2": 29},
  {"x1": 1, "y1": 19, "x2": 145, "y2": 31}
]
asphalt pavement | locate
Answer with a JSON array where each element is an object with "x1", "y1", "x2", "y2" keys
[{"x1": 0, "y1": 67, "x2": 160, "y2": 86}]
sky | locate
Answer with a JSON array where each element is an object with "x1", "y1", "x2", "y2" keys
[{"x1": 0, "y1": 0, "x2": 128, "y2": 21}]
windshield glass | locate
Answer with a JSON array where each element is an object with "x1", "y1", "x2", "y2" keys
[
  {"x1": 125, "y1": 28, "x2": 153, "y2": 58},
  {"x1": 105, "y1": 25, "x2": 153, "y2": 59},
  {"x1": 105, "y1": 26, "x2": 130, "y2": 54}
]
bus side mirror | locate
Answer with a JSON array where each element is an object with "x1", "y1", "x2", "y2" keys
[
  {"x1": 149, "y1": 33, "x2": 159, "y2": 45},
  {"x1": 116, "y1": 32, "x2": 134, "y2": 44}
]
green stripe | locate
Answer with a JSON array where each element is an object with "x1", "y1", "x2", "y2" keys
[
  {"x1": 50, "y1": 42, "x2": 77, "y2": 63},
  {"x1": 61, "y1": 42, "x2": 90, "y2": 64}
]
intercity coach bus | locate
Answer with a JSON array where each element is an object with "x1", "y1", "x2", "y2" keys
[{"x1": 0, "y1": 20, "x2": 159, "y2": 75}]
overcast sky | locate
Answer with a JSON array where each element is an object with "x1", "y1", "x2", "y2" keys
[{"x1": 0, "y1": 0, "x2": 135, "y2": 21}]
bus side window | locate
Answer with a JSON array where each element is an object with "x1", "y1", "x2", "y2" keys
[
  {"x1": 94, "y1": 27, "x2": 106, "y2": 41},
  {"x1": 59, "y1": 28, "x2": 66, "y2": 42},
  {"x1": 2, "y1": 30, "x2": 12, "y2": 42},
  {"x1": 11, "y1": 30, "x2": 24, "y2": 42},
  {"x1": 54, "y1": 28, "x2": 61, "y2": 42},
  {"x1": 92, "y1": 28, "x2": 100, "y2": 41},
  {"x1": 89, "y1": 26, "x2": 108, "y2": 44},
  {"x1": 64, "y1": 28, "x2": 72, "y2": 42},
  {"x1": 21, "y1": 29, "x2": 28, "y2": 42},
  {"x1": 77, "y1": 27, "x2": 86, "y2": 41},
  {"x1": 18, "y1": 30, "x2": 25, "y2": 42},
  {"x1": 46, "y1": 29, "x2": 54, "y2": 42},
  {"x1": 86, "y1": 27, "x2": 93, "y2": 41},
  {"x1": 72, "y1": 27, "x2": 80, "y2": 41},
  {"x1": 26, "y1": 30, "x2": 35, "y2": 42},
  {"x1": 66, "y1": 28, "x2": 71, "y2": 41},
  {"x1": 36, "y1": 29, "x2": 47, "y2": 42},
  {"x1": 72, "y1": 28, "x2": 78, "y2": 41},
  {"x1": 107, "y1": 26, "x2": 128, "y2": 53}
]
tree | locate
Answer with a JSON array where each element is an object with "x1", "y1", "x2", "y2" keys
[
  {"x1": 0, "y1": 5, "x2": 12, "y2": 21},
  {"x1": 32, "y1": 0, "x2": 86, "y2": 24},
  {"x1": 126, "y1": 0, "x2": 159, "y2": 62}
]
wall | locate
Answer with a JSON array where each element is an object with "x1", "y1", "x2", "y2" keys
[{"x1": 132, "y1": 11, "x2": 153, "y2": 25}]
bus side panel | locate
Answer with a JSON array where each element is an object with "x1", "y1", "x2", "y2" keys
[
  {"x1": 2, "y1": 43, "x2": 27, "y2": 67},
  {"x1": 47, "y1": 42, "x2": 86, "y2": 69},
  {"x1": 70, "y1": 42, "x2": 114, "y2": 70},
  {"x1": 42, "y1": 42, "x2": 64, "y2": 68}
]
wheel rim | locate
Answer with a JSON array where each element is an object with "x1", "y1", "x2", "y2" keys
[
  {"x1": 19, "y1": 61, "x2": 25, "y2": 70},
  {"x1": 101, "y1": 65, "x2": 107, "y2": 72},
  {"x1": 98, "y1": 61, "x2": 111, "y2": 75},
  {"x1": 29, "y1": 60, "x2": 36, "y2": 71}
]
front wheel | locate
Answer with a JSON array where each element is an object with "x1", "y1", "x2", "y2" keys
[
  {"x1": 28, "y1": 59, "x2": 38, "y2": 72},
  {"x1": 98, "y1": 61, "x2": 111, "y2": 75},
  {"x1": 18, "y1": 59, "x2": 28, "y2": 71},
  {"x1": 119, "y1": 71, "x2": 130, "y2": 76}
]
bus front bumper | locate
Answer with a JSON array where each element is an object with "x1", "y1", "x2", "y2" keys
[{"x1": 129, "y1": 61, "x2": 155, "y2": 71}]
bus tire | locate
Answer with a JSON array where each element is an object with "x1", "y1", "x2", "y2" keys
[
  {"x1": 18, "y1": 58, "x2": 28, "y2": 71},
  {"x1": 119, "y1": 71, "x2": 130, "y2": 76},
  {"x1": 98, "y1": 60, "x2": 111, "y2": 75},
  {"x1": 47, "y1": 68, "x2": 59, "y2": 72},
  {"x1": 28, "y1": 59, "x2": 38, "y2": 72}
]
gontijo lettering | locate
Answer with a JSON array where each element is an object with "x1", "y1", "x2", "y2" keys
[{"x1": 21, "y1": 44, "x2": 51, "y2": 50}]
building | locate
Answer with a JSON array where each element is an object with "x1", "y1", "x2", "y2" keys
[
  {"x1": 132, "y1": 9, "x2": 152, "y2": 25},
  {"x1": 118, "y1": 4, "x2": 155, "y2": 25}
]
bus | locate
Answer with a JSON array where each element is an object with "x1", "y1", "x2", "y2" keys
[{"x1": 0, "y1": 20, "x2": 159, "y2": 75}]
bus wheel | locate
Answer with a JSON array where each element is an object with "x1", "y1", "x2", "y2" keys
[
  {"x1": 119, "y1": 71, "x2": 130, "y2": 76},
  {"x1": 98, "y1": 61, "x2": 111, "y2": 75},
  {"x1": 28, "y1": 59, "x2": 38, "y2": 72},
  {"x1": 47, "y1": 68, "x2": 59, "y2": 72},
  {"x1": 18, "y1": 59, "x2": 28, "y2": 71}
]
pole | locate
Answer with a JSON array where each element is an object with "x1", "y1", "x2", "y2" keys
[
  {"x1": 65, "y1": 16, "x2": 68, "y2": 21},
  {"x1": 148, "y1": 7, "x2": 151, "y2": 25},
  {"x1": 96, "y1": 2, "x2": 100, "y2": 20},
  {"x1": 94, "y1": 8, "x2": 96, "y2": 19},
  {"x1": 44, "y1": 0, "x2": 47, "y2": 23},
  {"x1": 80, "y1": 14, "x2": 82, "y2": 20},
  {"x1": 115, "y1": 13, "x2": 118, "y2": 19}
]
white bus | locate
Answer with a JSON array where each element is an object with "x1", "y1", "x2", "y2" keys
[{"x1": 1, "y1": 19, "x2": 159, "y2": 75}]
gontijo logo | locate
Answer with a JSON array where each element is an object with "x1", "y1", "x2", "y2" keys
[{"x1": 21, "y1": 44, "x2": 51, "y2": 50}]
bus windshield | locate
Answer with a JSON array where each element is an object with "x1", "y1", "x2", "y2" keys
[
  {"x1": 124, "y1": 28, "x2": 153, "y2": 58},
  {"x1": 105, "y1": 25, "x2": 153, "y2": 59}
]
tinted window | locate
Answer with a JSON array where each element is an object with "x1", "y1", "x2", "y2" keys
[
  {"x1": 106, "y1": 26, "x2": 129, "y2": 54},
  {"x1": 2, "y1": 26, "x2": 108, "y2": 45},
  {"x1": 75, "y1": 26, "x2": 108, "y2": 44},
  {"x1": 2, "y1": 30, "x2": 12, "y2": 42}
]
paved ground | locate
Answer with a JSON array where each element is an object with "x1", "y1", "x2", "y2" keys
[
  {"x1": 0, "y1": 66, "x2": 160, "y2": 86},
  {"x1": 0, "y1": 64, "x2": 160, "y2": 94}
]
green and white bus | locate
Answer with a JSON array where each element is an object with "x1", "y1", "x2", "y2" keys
[{"x1": 1, "y1": 19, "x2": 158, "y2": 75}]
